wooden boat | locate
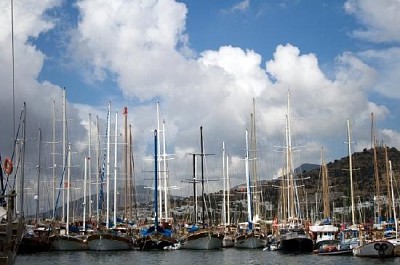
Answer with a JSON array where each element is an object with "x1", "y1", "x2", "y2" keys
[
  {"x1": 87, "y1": 228, "x2": 132, "y2": 251},
  {"x1": 180, "y1": 228, "x2": 223, "y2": 250},
  {"x1": 353, "y1": 240, "x2": 395, "y2": 257},
  {"x1": 317, "y1": 244, "x2": 353, "y2": 256},
  {"x1": 233, "y1": 131, "x2": 267, "y2": 249},
  {"x1": 51, "y1": 234, "x2": 88, "y2": 251},
  {"x1": 0, "y1": 192, "x2": 24, "y2": 265},
  {"x1": 276, "y1": 94, "x2": 313, "y2": 253},
  {"x1": 179, "y1": 127, "x2": 223, "y2": 250},
  {"x1": 18, "y1": 225, "x2": 52, "y2": 253}
]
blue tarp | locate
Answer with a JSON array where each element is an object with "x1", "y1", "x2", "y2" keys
[{"x1": 141, "y1": 225, "x2": 172, "y2": 237}]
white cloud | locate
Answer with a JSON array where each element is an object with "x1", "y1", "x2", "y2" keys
[
  {"x1": 1, "y1": 0, "x2": 400, "y2": 201},
  {"x1": 344, "y1": 0, "x2": 400, "y2": 43}
]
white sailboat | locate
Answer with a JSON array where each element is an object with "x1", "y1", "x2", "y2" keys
[
  {"x1": 87, "y1": 103, "x2": 131, "y2": 251},
  {"x1": 52, "y1": 144, "x2": 89, "y2": 251},
  {"x1": 309, "y1": 148, "x2": 339, "y2": 252},
  {"x1": 234, "y1": 130, "x2": 266, "y2": 249},
  {"x1": 221, "y1": 142, "x2": 234, "y2": 248}
]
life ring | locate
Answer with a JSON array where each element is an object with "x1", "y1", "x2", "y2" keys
[{"x1": 3, "y1": 158, "x2": 13, "y2": 175}]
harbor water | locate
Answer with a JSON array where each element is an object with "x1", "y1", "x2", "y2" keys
[{"x1": 15, "y1": 249, "x2": 399, "y2": 265}]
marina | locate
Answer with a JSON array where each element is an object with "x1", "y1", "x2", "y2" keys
[{"x1": 2, "y1": 1, "x2": 400, "y2": 264}]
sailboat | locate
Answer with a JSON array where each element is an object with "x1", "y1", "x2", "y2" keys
[
  {"x1": 309, "y1": 148, "x2": 340, "y2": 252},
  {"x1": 276, "y1": 92, "x2": 313, "y2": 253},
  {"x1": 51, "y1": 144, "x2": 89, "y2": 251},
  {"x1": 180, "y1": 127, "x2": 223, "y2": 250},
  {"x1": 221, "y1": 142, "x2": 234, "y2": 248},
  {"x1": 352, "y1": 116, "x2": 395, "y2": 257},
  {"x1": 234, "y1": 130, "x2": 266, "y2": 249},
  {"x1": 0, "y1": 104, "x2": 26, "y2": 264},
  {"x1": 19, "y1": 129, "x2": 53, "y2": 254},
  {"x1": 87, "y1": 103, "x2": 132, "y2": 251},
  {"x1": 135, "y1": 129, "x2": 177, "y2": 250}
]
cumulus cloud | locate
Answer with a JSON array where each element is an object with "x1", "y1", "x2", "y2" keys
[
  {"x1": 344, "y1": 0, "x2": 400, "y2": 43},
  {"x1": 1, "y1": 0, "x2": 400, "y2": 203}
]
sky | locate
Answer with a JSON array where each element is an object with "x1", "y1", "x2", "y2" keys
[{"x1": 1, "y1": 0, "x2": 400, "y2": 211}]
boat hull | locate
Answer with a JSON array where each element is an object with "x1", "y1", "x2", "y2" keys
[
  {"x1": 51, "y1": 235, "x2": 88, "y2": 251},
  {"x1": 234, "y1": 234, "x2": 266, "y2": 249},
  {"x1": 87, "y1": 233, "x2": 131, "y2": 251},
  {"x1": 353, "y1": 240, "x2": 394, "y2": 258},
  {"x1": 181, "y1": 231, "x2": 223, "y2": 250}
]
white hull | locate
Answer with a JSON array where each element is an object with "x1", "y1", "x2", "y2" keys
[
  {"x1": 87, "y1": 234, "x2": 131, "y2": 251},
  {"x1": 235, "y1": 234, "x2": 265, "y2": 249},
  {"x1": 222, "y1": 235, "x2": 234, "y2": 248},
  {"x1": 353, "y1": 240, "x2": 394, "y2": 257},
  {"x1": 181, "y1": 232, "x2": 222, "y2": 250},
  {"x1": 52, "y1": 235, "x2": 88, "y2": 251}
]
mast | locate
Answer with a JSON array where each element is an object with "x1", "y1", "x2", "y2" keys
[
  {"x1": 226, "y1": 155, "x2": 230, "y2": 225},
  {"x1": 321, "y1": 147, "x2": 330, "y2": 219},
  {"x1": 191, "y1": 154, "x2": 197, "y2": 224},
  {"x1": 20, "y1": 102, "x2": 26, "y2": 218},
  {"x1": 83, "y1": 156, "x2": 87, "y2": 232},
  {"x1": 389, "y1": 161, "x2": 398, "y2": 240},
  {"x1": 35, "y1": 128, "x2": 42, "y2": 224},
  {"x1": 200, "y1": 126, "x2": 206, "y2": 228},
  {"x1": 162, "y1": 120, "x2": 169, "y2": 220},
  {"x1": 251, "y1": 98, "x2": 260, "y2": 220},
  {"x1": 113, "y1": 111, "x2": 118, "y2": 227},
  {"x1": 95, "y1": 115, "x2": 100, "y2": 228},
  {"x1": 245, "y1": 129, "x2": 253, "y2": 230},
  {"x1": 62, "y1": 89, "x2": 67, "y2": 222},
  {"x1": 371, "y1": 113, "x2": 381, "y2": 223},
  {"x1": 156, "y1": 102, "x2": 162, "y2": 219},
  {"x1": 66, "y1": 143, "x2": 71, "y2": 235},
  {"x1": 385, "y1": 146, "x2": 392, "y2": 220},
  {"x1": 222, "y1": 142, "x2": 226, "y2": 226},
  {"x1": 347, "y1": 119, "x2": 356, "y2": 226},
  {"x1": 154, "y1": 130, "x2": 159, "y2": 227},
  {"x1": 123, "y1": 107, "x2": 128, "y2": 220},
  {"x1": 88, "y1": 113, "x2": 92, "y2": 218},
  {"x1": 106, "y1": 102, "x2": 111, "y2": 228},
  {"x1": 52, "y1": 100, "x2": 56, "y2": 219}
]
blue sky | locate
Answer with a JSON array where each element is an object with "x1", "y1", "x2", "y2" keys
[{"x1": 1, "y1": 0, "x2": 400, "y2": 202}]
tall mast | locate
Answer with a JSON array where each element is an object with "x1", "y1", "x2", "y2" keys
[
  {"x1": 200, "y1": 126, "x2": 206, "y2": 227},
  {"x1": 35, "y1": 128, "x2": 42, "y2": 224},
  {"x1": 389, "y1": 160, "x2": 398, "y2": 239},
  {"x1": 20, "y1": 102, "x2": 26, "y2": 218},
  {"x1": 156, "y1": 102, "x2": 162, "y2": 219},
  {"x1": 88, "y1": 113, "x2": 92, "y2": 218},
  {"x1": 154, "y1": 130, "x2": 159, "y2": 227},
  {"x1": 385, "y1": 146, "x2": 392, "y2": 220},
  {"x1": 222, "y1": 142, "x2": 226, "y2": 226},
  {"x1": 371, "y1": 113, "x2": 381, "y2": 223},
  {"x1": 52, "y1": 100, "x2": 56, "y2": 219},
  {"x1": 95, "y1": 115, "x2": 100, "y2": 228},
  {"x1": 62, "y1": 89, "x2": 67, "y2": 222},
  {"x1": 347, "y1": 119, "x2": 356, "y2": 226},
  {"x1": 106, "y1": 102, "x2": 111, "y2": 229},
  {"x1": 245, "y1": 130, "x2": 252, "y2": 229},
  {"x1": 123, "y1": 107, "x2": 128, "y2": 219},
  {"x1": 83, "y1": 156, "x2": 87, "y2": 232},
  {"x1": 66, "y1": 143, "x2": 71, "y2": 235},
  {"x1": 321, "y1": 147, "x2": 330, "y2": 219},
  {"x1": 226, "y1": 155, "x2": 230, "y2": 225},
  {"x1": 251, "y1": 98, "x2": 260, "y2": 220},
  {"x1": 162, "y1": 120, "x2": 168, "y2": 220},
  {"x1": 113, "y1": 111, "x2": 118, "y2": 227}
]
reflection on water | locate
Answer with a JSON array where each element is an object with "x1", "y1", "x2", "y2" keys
[{"x1": 16, "y1": 249, "x2": 399, "y2": 265}]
